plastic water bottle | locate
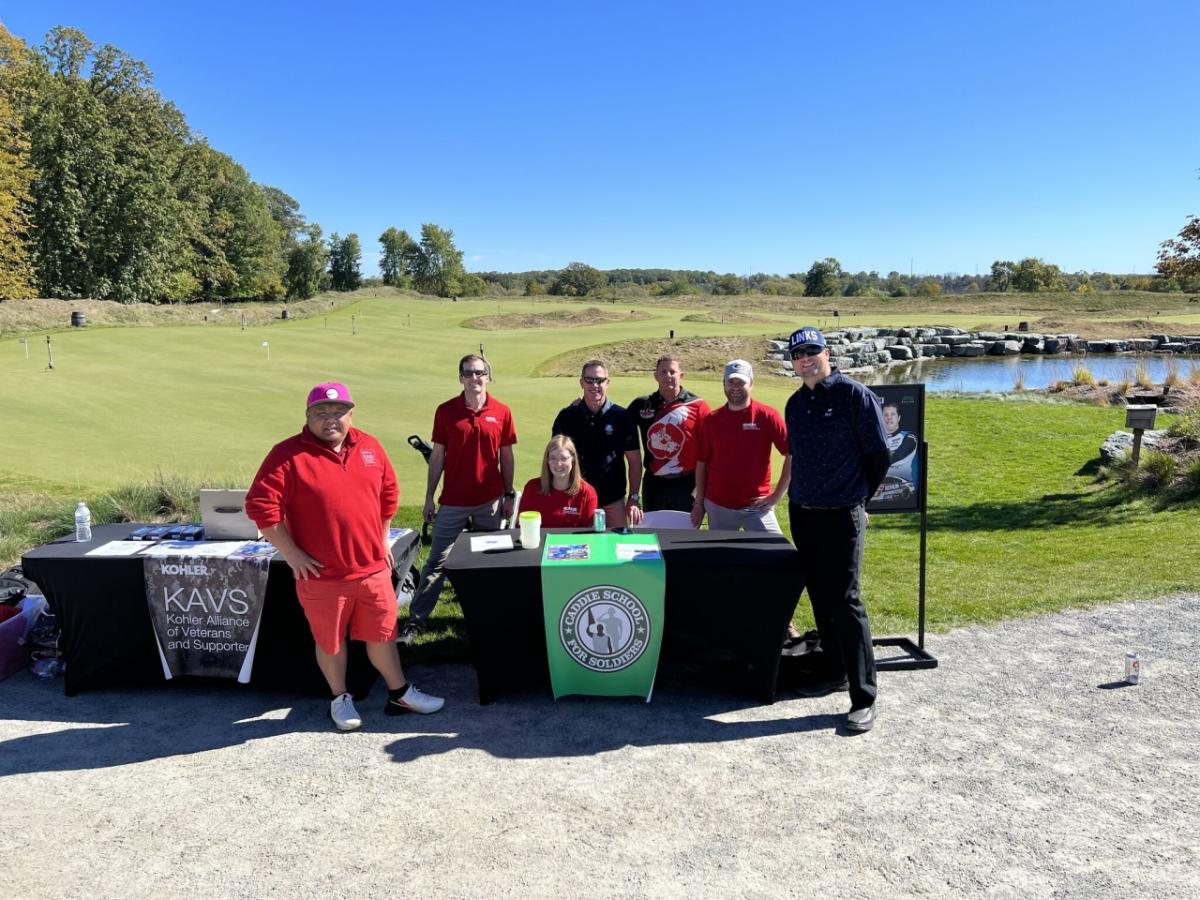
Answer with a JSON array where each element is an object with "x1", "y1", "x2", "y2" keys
[{"x1": 74, "y1": 501, "x2": 92, "y2": 542}]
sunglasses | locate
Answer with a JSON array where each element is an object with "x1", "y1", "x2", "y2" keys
[
  {"x1": 461, "y1": 370, "x2": 488, "y2": 378},
  {"x1": 308, "y1": 407, "x2": 351, "y2": 420},
  {"x1": 790, "y1": 347, "x2": 825, "y2": 357},
  {"x1": 581, "y1": 376, "x2": 608, "y2": 385}
]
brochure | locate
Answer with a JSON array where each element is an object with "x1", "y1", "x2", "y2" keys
[{"x1": 470, "y1": 534, "x2": 513, "y2": 552}]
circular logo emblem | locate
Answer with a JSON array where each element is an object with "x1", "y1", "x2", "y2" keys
[
  {"x1": 325, "y1": 388, "x2": 339, "y2": 400},
  {"x1": 647, "y1": 421, "x2": 684, "y2": 460},
  {"x1": 559, "y1": 585, "x2": 651, "y2": 672}
]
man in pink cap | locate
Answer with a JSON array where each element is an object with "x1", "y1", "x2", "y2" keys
[{"x1": 246, "y1": 382, "x2": 444, "y2": 731}]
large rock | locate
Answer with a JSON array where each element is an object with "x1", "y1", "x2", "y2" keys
[
  {"x1": 1100, "y1": 430, "x2": 1168, "y2": 463},
  {"x1": 941, "y1": 334, "x2": 974, "y2": 345},
  {"x1": 1022, "y1": 337, "x2": 1045, "y2": 353},
  {"x1": 1001, "y1": 340, "x2": 1022, "y2": 355},
  {"x1": 887, "y1": 345, "x2": 914, "y2": 360},
  {"x1": 919, "y1": 343, "x2": 950, "y2": 357},
  {"x1": 953, "y1": 342, "x2": 988, "y2": 357},
  {"x1": 1160, "y1": 342, "x2": 1185, "y2": 352},
  {"x1": 1129, "y1": 339, "x2": 1158, "y2": 352},
  {"x1": 1042, "y1": 337, "x2": 1062, "y2": 353},
  {"x1": 977, "y1": 331, "x2": 1005, "y2": 342}
]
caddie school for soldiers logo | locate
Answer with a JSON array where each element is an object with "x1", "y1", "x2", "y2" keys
[{"x1": 559, "y1": 585, "x2": 650, "y2": 672}]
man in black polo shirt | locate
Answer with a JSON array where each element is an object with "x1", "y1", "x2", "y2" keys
[
  {"x1": 785, "y1": 326, "x2": 890, "y2": 733},
  {"x1": 552, "y1": 359, "x2": 644, "y2": 527}
]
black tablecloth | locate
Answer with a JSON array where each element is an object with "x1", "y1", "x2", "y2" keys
[
  {"x1": 21, "y1": 524, "x2": 421, "y2": 697},
  {"x1": 445, "y1": 528, "x2": 803, "y2": 703}
]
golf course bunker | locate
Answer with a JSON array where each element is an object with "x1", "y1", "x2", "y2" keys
[
  {"x1": 463, "y1": 307, "x2": 652, "y2": 330},
  {"x1": 537, "y1": 334, "x2": 776, "y2": 376},
  {"x1": 680, "y1": 310, "x2": 772, "y2": 324}
]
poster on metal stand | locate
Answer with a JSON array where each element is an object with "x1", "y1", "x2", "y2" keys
[{"x1": 866, "y1": 383, "x2": 937, "y2": 670}]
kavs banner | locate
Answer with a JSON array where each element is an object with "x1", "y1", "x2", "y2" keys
[
  {"x1": 143, "y1": 553, "x2": 270, "y2": 682},
  {"x1": 540, "y1": 532, "x2": 665, "y2": 700}
]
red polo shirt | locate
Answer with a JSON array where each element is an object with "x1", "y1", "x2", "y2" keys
[
  {"x1": 697, "y1": 400, "x2": 788, "y2": 509},
  {"x1": 246, "y1": 427, "x2": 399, "y2": 580},
  {"x1": 518, "y1": 478, "x2": 598, "y2": 528},
  {"x1": 432, "y1": 393, "x2": 518, "y2": 507}
]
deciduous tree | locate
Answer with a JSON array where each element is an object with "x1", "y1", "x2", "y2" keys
[
  {"x1": 378, "y1": 226, "x2": 418, "y2": 286},
  {"x1": 804, "y1": 258, "x2": 842, "y2": 297},
  {"x1": 550, "y1": 261, "x2": 605, "y2": 296},
  {"x1": 1158, "y1": 214, "x2": 1200, "y2": 287},
  {"x1": 328, "y1": 232, "x2": 362, "y2": 291},
  {"x1": 284, "y1": 225, "x2": 327, "y2": 299},
  {"x1": 412, "y1": 223, "x2": 464, "y2": 296},
  {"x1": 0, "y1": 24, "x2": 33, "y2": 298}
]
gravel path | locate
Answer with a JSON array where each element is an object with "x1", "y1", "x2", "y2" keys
[{"x1": 1, "y1": 594, "x2": 1196, "y2": 899}]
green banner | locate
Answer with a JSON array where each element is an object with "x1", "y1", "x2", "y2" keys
[{"x1": 540, "y1": 532, "x2": 666, "y2": 700}]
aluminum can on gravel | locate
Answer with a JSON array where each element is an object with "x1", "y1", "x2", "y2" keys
[
  {"x1": 1125, "y1": 652, "x2": 1141, "y2": 685},
  {"x1": 593, "y1": 509, "x2": 606, "y2": 532}
]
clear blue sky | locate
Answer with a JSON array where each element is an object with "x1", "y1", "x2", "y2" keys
[{"x1": 4, "y1": 1, "x2": 1198, "y2": 277}]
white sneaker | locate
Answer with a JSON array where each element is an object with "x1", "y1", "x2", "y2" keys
[
  {"x1": 384, "y1": 684, "x2": 445, "y2": 715},
  {"x1": 330, "y1": 692, "x2": 362, "y2": 731},
  {"x1": 846, "y1": 704, "x2": 877, "y2": 733}
]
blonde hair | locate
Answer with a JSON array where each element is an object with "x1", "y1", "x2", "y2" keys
[{"x1": 540, "y1": 435, "x2": 582, "y2": 496}]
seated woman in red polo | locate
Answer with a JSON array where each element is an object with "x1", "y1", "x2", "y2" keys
[{"x1": 518, "y1": 436, "x2": 599, "y2": 528}]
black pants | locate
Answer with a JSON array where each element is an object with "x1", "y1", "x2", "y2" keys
[
  {"x1": 643, "y1": 471, "x2": 696, "y2": 512},
  {"x1": 788, "y1": 502, "x2": 877, "y2": 711}
]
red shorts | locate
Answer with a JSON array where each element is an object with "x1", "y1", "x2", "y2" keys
[{"x1": 294, "y1": 569, "x2": 397, "y2": 655}]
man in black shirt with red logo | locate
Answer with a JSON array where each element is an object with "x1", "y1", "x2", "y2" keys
[{"x1": 627, "y1": 354, "x2": 711, "y2": 513}]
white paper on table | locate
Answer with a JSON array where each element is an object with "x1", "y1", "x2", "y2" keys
[
  {"x1": 139, "y1": 540, "x2": 252, "y2": 558},
  {"x1": 470, "y1": 534, "x2": 513, "y2": 552},
  {"x1": 615, "y1": 543, "x2": 662, "y2": 561},
  {"x1": 85, "y1": 540, "x2": 150, "y2": 557}
]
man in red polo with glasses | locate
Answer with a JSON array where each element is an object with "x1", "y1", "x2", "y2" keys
[
  {"x1": 398, "y1": 354, "x2": 518, "y2": 646},
  {"x1": 247, "y1": 382, "x2": 444, "y2": 731}
]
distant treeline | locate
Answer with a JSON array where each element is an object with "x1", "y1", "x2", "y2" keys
[{"x1": 478, "y1": 257, "x2": 1187, "y2": 299}]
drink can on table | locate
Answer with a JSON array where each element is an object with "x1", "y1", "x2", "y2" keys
[
  {"x1": 1125, "y1": 652, "x2": 1141, "y2": 684},
  {"x1": 593, "y1": 509, "x2": 606, "y2": 532}
]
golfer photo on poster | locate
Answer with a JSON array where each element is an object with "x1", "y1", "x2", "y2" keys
[{"x1": 866, "y1": 384, "x2": 924, "y2": 514}]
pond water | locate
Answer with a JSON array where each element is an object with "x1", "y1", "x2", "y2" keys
[{"x1": 869, "y1": 354, "x2": 1200, "y2": 392}]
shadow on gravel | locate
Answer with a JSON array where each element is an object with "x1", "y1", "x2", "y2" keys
[
  {"x1": 381, "y1": 664, "x2": 844, "y2": 762},
  {"x1": 0, "y1": 680, "x2": 326, "y2": 776},
  {"x1": 0, "y1": 661, "x2": 848, "y2": 775}
]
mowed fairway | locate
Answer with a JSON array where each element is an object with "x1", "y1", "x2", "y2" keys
[
  {"x1": 5, "y1": 293, "x2": 1200, "y2": 635},
  {"x1": 4, "y1": 296, "x2": 804, "y2": 492}
]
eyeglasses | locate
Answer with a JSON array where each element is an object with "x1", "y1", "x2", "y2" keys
[
  {"x1": 581, "y1": 376, "x2": 608, "y2": 385},
  {"x1": 790, "y1": 347, "x2": 825, "y2": 357},
  {"x1": 308, "y1": 407, "x2": 350, "y2": 420},
  {"x1": 461, "y1": 370, "x2": 488, "y2": 379}
]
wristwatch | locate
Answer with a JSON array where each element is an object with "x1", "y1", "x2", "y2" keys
[
  {"x1": 627, "y1": 492, "x2": 640, "y2": 505},
  {"x1": 504, "y1": 490, "x2": 516, "y2": 499}
]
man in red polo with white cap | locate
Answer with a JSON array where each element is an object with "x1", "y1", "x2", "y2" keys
[
  {"x1": 691, "y1": 359, "x2": 790, "y2": 533},
  {"x1": 247, "y1": 382, "x2": 444, "y2": 731}
]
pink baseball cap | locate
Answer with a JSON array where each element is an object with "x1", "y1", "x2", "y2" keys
[{"x1": 306, "y1": 382, "x2": 355, "y2": 409}]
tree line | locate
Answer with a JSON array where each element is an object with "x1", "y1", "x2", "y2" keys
[
  {"x1": 478, "y1": 257, "x2": 1186, "y2": 300},
  {"x1": 0, "y1": 25, "x2": 476, "y2": 303}
]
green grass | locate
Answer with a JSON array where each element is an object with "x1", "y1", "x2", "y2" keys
[{"x1": 3, "y1": 292, "x2": 1198, "y2": 647}]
